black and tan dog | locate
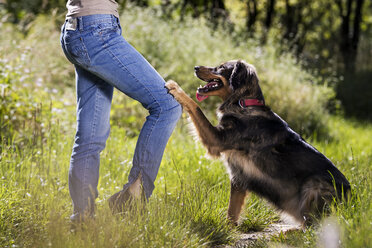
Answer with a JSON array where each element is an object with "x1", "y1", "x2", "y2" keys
[{"x1": 165, "y1": 60, "x2": 350, "y2": 226}]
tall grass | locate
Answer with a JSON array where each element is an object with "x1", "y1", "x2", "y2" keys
[{"x1": 1, "y1": 111, "x2": 371, "y2": 247}]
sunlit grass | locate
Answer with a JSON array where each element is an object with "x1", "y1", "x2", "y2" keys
[
  {"x1": 0, "y1": 118, "x2": 236, "y2": 247},
  {"x1": 1, "y1": 112, "x2": 372, "y2": 247}
]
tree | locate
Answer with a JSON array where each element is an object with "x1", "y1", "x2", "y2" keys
[
  {"x1": 246, "y1": 0, "x2": 258, "y2": 32},
  {"x1": 336, "y1": 0, "x2": 365, "y2": 74},
  {"x1": 264, "y1": 0, "x2": 275, "y2": 30},
  {"x1": 180, "y1": 0, "x2": 228, "y2": 21}
]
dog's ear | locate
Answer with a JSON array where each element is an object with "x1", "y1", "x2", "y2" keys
[{"x1": 229, "y1": 61, "x2": 258, "y2": 91}]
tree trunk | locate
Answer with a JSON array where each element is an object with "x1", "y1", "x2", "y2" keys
[
  {"x1": 283, "y1": 0, "x2": 295, "y2": 40},
  {"x1": 338, "y1": 0, "x2": 365, "y2": 74},
  {"x1": 211, "y1": 0, "x2": 227, "y2": 19},
  {"x1": 264, "y1": 0, "x2": 275, "y2": 30},
  {"x1": 350, "y1": 0, "x2": 364, "y2": 71},
  {"x1": 246, "y1": 0, "x2": 258, "y2": 32}
]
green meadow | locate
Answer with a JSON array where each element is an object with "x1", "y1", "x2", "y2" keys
[{"x1": 1, "y1": 7, "x2": 371, "y2": 248}]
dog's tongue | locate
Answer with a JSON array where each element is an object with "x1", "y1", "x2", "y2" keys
[{"x1": 196, "y1": 92, "x2": 209, "y2": 102}]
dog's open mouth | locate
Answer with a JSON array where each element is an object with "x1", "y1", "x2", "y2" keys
[{"x1": 196, "y1": 78, "x2": 223, "y2": 102}]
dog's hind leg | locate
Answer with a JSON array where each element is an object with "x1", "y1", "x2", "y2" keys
[
  {"x1": 227, "y1": 181, "x2": 248, "y2": 224},
  {"x1": 299, "y1": 178, "x2": 335, "y2": 226}
]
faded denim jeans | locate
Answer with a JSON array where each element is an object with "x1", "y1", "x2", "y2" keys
[{"x1": 60, "y1": 14, "x2": 182, "y2": 221}]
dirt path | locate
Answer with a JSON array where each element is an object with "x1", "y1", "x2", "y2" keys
[{"x1": 226, "y1": 221, "x2": 301, "y2": 247}]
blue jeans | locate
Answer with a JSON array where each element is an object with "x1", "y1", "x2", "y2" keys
[{"x1": 60, "y1": 14, "x2": 182, "y2": 220}]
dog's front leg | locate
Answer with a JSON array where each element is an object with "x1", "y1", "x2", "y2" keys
[
  {"x1": 227, "y1": 182, "x2": 248, "y2": 224},
  {"x1": 165, "y1": 80, "x2": 223, "y2": 156}
]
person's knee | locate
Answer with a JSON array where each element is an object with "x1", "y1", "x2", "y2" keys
[
  {"x1": 163, "y1": 100, "x2": 182, "y2": 123},
  {"x1": 150, "y1": 97, "x2": 182, "y2": 118},
  {"x1": 71, "y1": 134, "x2": 108, "y2": 160},
  {"x1": 171, "y1": 101, "x2": 182, "y2": 120}
]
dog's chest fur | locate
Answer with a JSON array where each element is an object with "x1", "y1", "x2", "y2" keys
[
  {"x1": 222, "y1": 146, "x2": 298, "y2": 209},
  {"x1": 217, "y1": 109, "x2": 267, "y2": 181},
  {"x1": 222, "y1": 150, "x2": 264, "y2": 180}
]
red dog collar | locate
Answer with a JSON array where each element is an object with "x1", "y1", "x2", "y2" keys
[{"x1": 238, "y1": 99, "x2": 265, "y2": 108}]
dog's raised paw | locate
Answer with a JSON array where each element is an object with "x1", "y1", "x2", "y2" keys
[
  {"x1": 165, "y1": 80, "x2": 185, "y2": 98},
  {"x1": 165, "y1": 80, "x2": 180, "y2": 91},
  {"x1": 165, "y1": 80, "x2": 192, "y2": 108}
]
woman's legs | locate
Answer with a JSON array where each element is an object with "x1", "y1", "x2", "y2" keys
[
  {"x1": 92, "y1": 39, "x2": 182, "y2": 199},
  {"x1": 61, "y1": 14, "x2": 182, "y2": 219},
  {"x1": 69, "y1": 65, "x2": 114, "y2": 221}
]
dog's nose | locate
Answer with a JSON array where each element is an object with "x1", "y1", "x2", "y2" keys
[{"x1": 194, "y1": 66, "x2": 200, "y2": 71}]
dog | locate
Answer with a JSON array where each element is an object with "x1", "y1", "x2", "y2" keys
[{"x1": 165, "y1": 60, "x2": 350, "y2": 226}]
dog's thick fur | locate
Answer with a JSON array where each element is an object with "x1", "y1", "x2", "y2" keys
[{"x1": 165, "y1": 60, "x2": 350, "y2": 226}]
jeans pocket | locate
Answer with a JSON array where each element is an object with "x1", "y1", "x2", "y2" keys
[
  {"x1": 93, "y1": 24, "x2": 121, "y2": 46},
  {"x1": 63, "y1": 31, "x2": 91, "y2": 67}
]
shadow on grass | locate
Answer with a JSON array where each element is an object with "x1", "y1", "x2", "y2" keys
[{"x1": 190, "y1": 210, "x2": 237, "y2": 247}]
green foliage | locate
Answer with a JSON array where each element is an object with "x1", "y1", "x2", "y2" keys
[
  {"x1": 0, "y1": 31, "x2": 73, "y2": 150},
  {"x1": 2, "y1": 0, "x2": 66, "y2": 24},
  {"x1": 0, "y1": 14, "x2": 76, "y2": 148},
  {"x1": 0, "y1": 7, "x2": 335, "y2": 141},
  {"x1": 0, "y1": 54, "x2": 42, "y2": 147},
  {"x1": 120, "y1": 7, "x2": 334, "y2": 136}
]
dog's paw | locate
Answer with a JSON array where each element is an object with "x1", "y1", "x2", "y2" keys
[
  {"x1": 165, "y1": 80, "x2": 179, "y2": 90},
  {"x1": 165, "y1": 80, "x2": 197, "y2": 111},
  {"x1": 165, "y1": 80, "x2": 186, "y2": 99},
  {"x1": 165, "y1": 80, "x2": 182, "y2": 94}
]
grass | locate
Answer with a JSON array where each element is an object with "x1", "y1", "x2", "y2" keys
[
  {"x1": 1, "y1": 109, "x2": 372, "y2": 247},
  {"x1": 0, "y1": 5, "x2": 371, "y2": 248}
]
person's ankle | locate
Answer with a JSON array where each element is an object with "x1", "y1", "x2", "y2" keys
[{"x1": 128, "y1": 173, "x2": 143, "y2": 199}]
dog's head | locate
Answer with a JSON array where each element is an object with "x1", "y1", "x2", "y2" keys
[{"x1": 195, "y1": 60, "x2": 263, "y2": 102}]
